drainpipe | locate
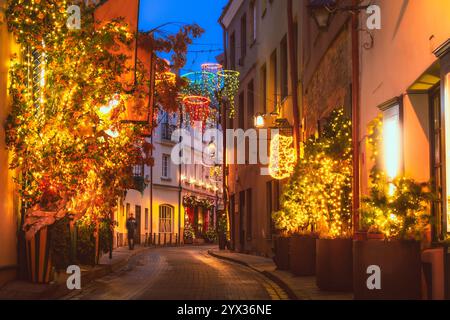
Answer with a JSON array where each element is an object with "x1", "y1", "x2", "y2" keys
[
  {"x1": 287, "y1": 0, "x2": 301, "y2": 158},
  {"x1": 351, "y1": 0, "x2": 361, "y2": 237}
]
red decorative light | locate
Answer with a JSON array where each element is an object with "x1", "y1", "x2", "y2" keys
[{"x1": 182, "y1": 95, "x2": 211, "y2": 127}]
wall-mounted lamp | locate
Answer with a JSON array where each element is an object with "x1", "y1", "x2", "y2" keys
[
  {"x1": 254, "y1": 113, "x2": 266, "y2": 128},
  {"x1": 308, "y1": 0, "x2": 369, "y2": 30}
]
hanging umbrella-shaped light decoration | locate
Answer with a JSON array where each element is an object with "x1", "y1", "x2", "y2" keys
[
  {"x1": 182, "y1": 95, "x2": 211, "y2": 128},
  {"x1": 156, "y1": 71, "x2": 176, "y2": 85},
  {"x1": 181, "y1": 71, "x2": 217, "y2": 101},
  {"x1": 217, "y1": 70, "x2": 240, "y2": 118},
  {"x1": 201, "y1": 63, "x2": 223, "y2": 75}
]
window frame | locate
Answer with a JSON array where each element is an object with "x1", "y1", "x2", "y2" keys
[
  {"x1": 162, "y1": 154, "x2": 171, "y2": 179},
  {"x1": 159, "y1": 205, "x2": 174, "y2": 234}
]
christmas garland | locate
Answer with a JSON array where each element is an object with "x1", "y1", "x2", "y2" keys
[{"x1": 183, "y1": 194, "x2": 215, "y2": 210}]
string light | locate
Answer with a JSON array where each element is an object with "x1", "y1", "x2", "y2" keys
[
  {"x1": 269, "y1": 134, "x2": 297, "y2": 180},
  {"x1": 272, "y1": 108, "x2": 353, "y2": 238}
]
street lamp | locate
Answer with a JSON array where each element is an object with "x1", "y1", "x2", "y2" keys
[
  {"x1": 254, "y1": 112, "x2": 265, "y2": 128},
  {"x1": 308, "y1": 0, "x2": 336, "y2": 30},
  {"x1": 308, "y1": 0, "x2": 370, "y2": 30},
  {"x1": 206, "y1": 139, "x2": 217, "y2": 159}
]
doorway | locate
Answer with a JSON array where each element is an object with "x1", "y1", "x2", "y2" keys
[{"x1": 135, "y1": 205, "x2": 141, "y2": 244}]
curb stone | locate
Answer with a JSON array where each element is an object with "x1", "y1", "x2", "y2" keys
[
  {"x1": 47, "y1": 246, "x2": 152, "y2": 299},
  {"x1": 207, "y1": 250, "x2": 299, "y2": 300}
]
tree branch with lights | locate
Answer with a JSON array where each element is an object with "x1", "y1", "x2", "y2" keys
[{"x1": 4, "y1": 0, "x2": 203, "y2": 245}]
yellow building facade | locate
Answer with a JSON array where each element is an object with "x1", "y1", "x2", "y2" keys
[{"x1": 0, "y1": 0, "x2": 20, "y2": 286}]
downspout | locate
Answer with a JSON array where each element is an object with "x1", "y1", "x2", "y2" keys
[
  {"x1": 287, "y1": 0, "x2": 301, "y2": 158},
  {"x1": 351, "y1": 0, "x2": 361, "y2": 237}
]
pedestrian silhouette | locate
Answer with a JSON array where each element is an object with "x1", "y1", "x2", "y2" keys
[{"x1": 126, "y1": 213, "x2": 137, "y2": 250}]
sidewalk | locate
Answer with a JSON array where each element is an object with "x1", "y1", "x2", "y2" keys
[
  {"x1": 208, "y1": 250, "x2": 353, "y2": 300},
  {"x1": 0, "y1": 245, "x2": 150, "y2": 300}
]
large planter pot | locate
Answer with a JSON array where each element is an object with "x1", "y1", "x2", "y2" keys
[
  {"x1": 316, "y1": 238, "x2": 353, "y2": 292},
  {"x1": 353, "y1": 240, "x2": 422, "y2": 300},
  {"x1": 273, "y1": 236, "x2": 290, "y2": 270},
  {"x1": 289, "y1": 234, "x2": 316, "y2": 276},
  {"x1": 26, "y1": 227, "x2": 53, "y2": 284}
]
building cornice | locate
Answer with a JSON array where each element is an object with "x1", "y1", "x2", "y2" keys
[
  {"x1": 434, "y1": 38, "x2": 450, "y2": 58},
  {"x1": 219, "y1": 0, "x2": 244, "y2": 29}
]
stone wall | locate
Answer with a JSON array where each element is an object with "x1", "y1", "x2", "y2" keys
[{"x1": 303, "y1": 26, "x2": 352, "y2": 137}]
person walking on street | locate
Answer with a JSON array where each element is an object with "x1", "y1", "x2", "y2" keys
[{"x1": 126, "y1": 213, "x2": 137, "y2": 250}]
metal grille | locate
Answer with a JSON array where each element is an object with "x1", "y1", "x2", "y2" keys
[{"x1": 31, "y1": 49, "x2": 45, "y2": 107}]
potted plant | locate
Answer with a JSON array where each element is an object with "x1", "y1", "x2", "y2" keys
[
  {"x1": 204, "y1": 227, "x2": 217, "y2": 244},
  {"x1": 354, "y1": 116, "x2": 434, "y2": 300},
  {"x1": 184, "y1": 222, "x2": 195, "y2": 245},
  {"x1": 272, "y1": 160, "x2": 319, "y2": 275},
  {"x1": 305, "y1": 108, "x2": 354, "y2": 292}
]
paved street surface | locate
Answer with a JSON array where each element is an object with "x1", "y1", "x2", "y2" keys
[{"x1": 62, "y1": 246, "x2": 289, "y2": 300}]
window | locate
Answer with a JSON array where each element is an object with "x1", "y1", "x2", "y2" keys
[
  {"x1": 239, "y1": 92, "x2": 245, "y2": 129},
  {"x1": 126, "y1": 203, "x2": 130, "y2": 218},
  {"x1": 145, "y1": 208, "x2": 149, "y2": 230},
  {"x1": 261, "y1": 64, "x2": 267, "y2": 113},
  {"x1": 133, "y1": 163, "x2": 144, "y2": 177},
  {"x1": 161, "y1": 123, "x2": 175, "y2": 140},
  {"x1": 230, "y1": 32, "x2": 236, "y2": 70},
  {"x1": 135, "y1": 205, "x2": 141, "y2": 227},
  {"x1": 240, "y1": 13, "x2": 247, "y2": 62},
  {"x1": 250, "y1": 1, "x2": 257, "y2": 43},
  {"x1": 280, "y1": 35, "x2": 288, "y2": 100},
  {"x1": 382, "y1": 104, "x2": 402, "y2": 184},
  {"x1": 270, "y1": 50, "x2": 278, "y2": 110},
  {"x1": 444, "y1": 72, "x2": 450, "y2": 232},
  {"x1": 162, "y1": 154, "x2": 170, "y2": 179},
  {"x1": 430, "y1": 86, "x2": 443, "y2": 239},
  {"x1": 246, "y1": 189, "x2": 252, "y2": 240},
  {"x1": 159, "y1": 205, "x2": 173, "y2": 233},
  {"x1": 247, "y1": 80, "x2": 254, "y2": 129}
]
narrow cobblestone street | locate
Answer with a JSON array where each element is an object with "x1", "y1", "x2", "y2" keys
[{"x1": 62, "y1": 246, "x2": 289, "y2": 300}]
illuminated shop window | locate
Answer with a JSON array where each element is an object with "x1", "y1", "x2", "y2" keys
[{"x1": 382, "y1": 103, "x2": 401, "y2": 193}]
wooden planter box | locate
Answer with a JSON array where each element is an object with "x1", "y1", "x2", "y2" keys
[
  {"x1": 316, "y1": 238, "x2": 353, "y2": 292},
  {"x1": 289, "y1": 234, "x2": 316, "y2": 276},
  {"x1": 26, "y1": 227, "x2": 53, "y2": 284},
  {"x1": 273, "y1": 236, "x2": 290, "y2": 270},
  {"x1": 353, "y1": 240, "x2": 422, "y2": 300}
]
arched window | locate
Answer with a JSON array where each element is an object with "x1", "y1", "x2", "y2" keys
[{"x1": 159, "y1": 205, "x2": 174, "y2": 233}]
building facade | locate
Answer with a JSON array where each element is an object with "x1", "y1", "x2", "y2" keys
[
  {"x1": 116, "y1": 109, "x2": 221, "y2": 246},
  {"x1": 0, "y1": 0, "x2": 20, "y2": 286},
  {"x1": 220, "y1": 0, "x2": 301, "y2": 256}
]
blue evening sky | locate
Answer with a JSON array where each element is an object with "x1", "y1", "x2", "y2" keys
[{"x1": 139, "y1": 0, "x2": 229, "y2": 75}]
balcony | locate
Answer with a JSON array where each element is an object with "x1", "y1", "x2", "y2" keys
[{"x1": 161, "y1": 123, "x2": 176, "y2": 143}]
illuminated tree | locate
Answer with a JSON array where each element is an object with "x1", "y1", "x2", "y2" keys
[
  {"x1": 273, "y1": 108, "x2": 353, "y2": 238},
  {"x1": 4, "y1": 0, "x2": 203, "y2": 242}
]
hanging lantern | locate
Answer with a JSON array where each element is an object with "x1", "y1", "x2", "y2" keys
[
  {"x1": 182, "y1": 95, "x2": 211, "y2": 126},
  {"x1": 217, "y1": 70, "x2": 240, "y2": 118}
]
